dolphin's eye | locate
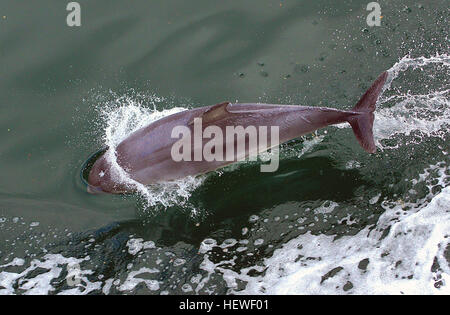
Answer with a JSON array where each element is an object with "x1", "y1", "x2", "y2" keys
[{"x1": 99, "y1": 171, "x2": 105, "y2": 177}]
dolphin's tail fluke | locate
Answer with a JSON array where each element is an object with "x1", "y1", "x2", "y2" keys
[{"x1": 347, "y1": 71, "x2": 388, "y2": 153}]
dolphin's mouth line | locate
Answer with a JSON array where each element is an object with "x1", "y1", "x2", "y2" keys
[{"x1": 80, "y1": 147, "x2": 109, "y2": 189}]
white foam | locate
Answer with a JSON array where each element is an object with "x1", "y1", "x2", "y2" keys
[
  {"x1": 0, "y1": 235, "x2": 165, "y2": 295},
  {"x1": 0, "y1": 254, "x2": 100, "y2": 295},
  {"x1": 314, "y1": 201, "x2": 339, "y2": 214},
  {"x1": 197, "y1": 162, "x2": 450, "y2": 295},
  {"x1": 119, "y1": 267, "x2": 160, "y2": 292},
  {"x1": 126, "y1": 238, "x2": 156, "y2": 256}
]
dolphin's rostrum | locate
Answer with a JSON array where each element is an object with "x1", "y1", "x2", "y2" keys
[{"x1": 87, "y1": 71, "x2": 388, "y2": 194}]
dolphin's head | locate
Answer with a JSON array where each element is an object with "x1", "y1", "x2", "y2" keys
[
  {"x1": 87, "y1": 154, "x2": 112, "y2": 194},
  {"x1": 85, "y1": 148, "x2": 132, "y2": 194},
  {"x1": 87, "y1": 156, "x2": 127, "y2": 195}
]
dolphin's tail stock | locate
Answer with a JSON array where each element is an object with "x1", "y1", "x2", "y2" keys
[{"x1": 346, "y1": 71, "x2": 388, "y2": 153}]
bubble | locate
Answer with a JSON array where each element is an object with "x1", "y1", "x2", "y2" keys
[{"x1": 249, "y1": 215, "x2": 259, "y2": 223}]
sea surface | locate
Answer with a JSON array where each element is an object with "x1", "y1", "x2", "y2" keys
[{"x1": 0, "y1": 0, "x2": 449, "y2": 294}]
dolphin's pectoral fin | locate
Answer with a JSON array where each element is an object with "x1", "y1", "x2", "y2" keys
[{"x1": 188, "y1": 102, "x2": 231, "y2": 125}]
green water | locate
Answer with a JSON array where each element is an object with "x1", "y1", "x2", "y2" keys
[{"x1": 0, "y1": 1, "x2": 448, "y2": 294}]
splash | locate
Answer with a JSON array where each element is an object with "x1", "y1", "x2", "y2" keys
[
  {"x1": 373, "y1": 54, "x2": 450, "y2": 149},
  {"x1": 330, "y1": 54, "x2": 449, "y2": 151},
  {"x1": 95, "y1": 92, "x2": 205, "y2": 209}
]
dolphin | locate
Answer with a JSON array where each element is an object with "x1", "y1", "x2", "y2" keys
[{"x1": 87, "y1": 71, "x2": 388, "y2": 194}]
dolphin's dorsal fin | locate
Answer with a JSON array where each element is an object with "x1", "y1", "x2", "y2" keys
[{"x1": 188, "y1": 102, "x2": 231, "y2": 125}]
